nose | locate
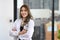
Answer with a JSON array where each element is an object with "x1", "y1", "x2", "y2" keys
[{"x1": 22, "y1": 11, "x2": 26, "y2": 13}]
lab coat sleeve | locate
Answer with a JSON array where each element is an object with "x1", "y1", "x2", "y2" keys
[
  {"x1": 9, "y1": 19, "x2": 19, "y2": 37},
  {"x1": 21, "y1": 20, "x2": 34, "y2": 38}
]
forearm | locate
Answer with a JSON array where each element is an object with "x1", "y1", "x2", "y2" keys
[{"x1": 19, "y1": 29, "x2": 27, "y2": 35}]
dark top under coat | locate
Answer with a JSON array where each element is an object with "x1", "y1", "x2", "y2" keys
[{"x1": 20, "y1": 26, "x2": 24, "y2": 31}]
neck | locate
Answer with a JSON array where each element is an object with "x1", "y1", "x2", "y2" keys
[{"x1": 22, "y1": 18, "x2": 26, "y2": 21}]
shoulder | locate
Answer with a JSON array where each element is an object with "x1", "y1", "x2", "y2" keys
[
  {"x1": 14, "y1": 19, "x2": 19, "y2": 22},
  {"x1": 14, "y1": 18, "x2": 22, "y2": 23},
  {"x1": 27, "y1": 19, "x2": 34, "y2": 28},
  {"x1": 28, "y1": 19, "x2": 34, "y2": 24},
  {"x1": 29, "y1": 19, "x2": 34, "y2": 22}
]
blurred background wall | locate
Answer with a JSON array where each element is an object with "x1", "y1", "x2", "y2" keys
[{"x1": 17, "y1": 0, "x2": 60, "y2": 40}]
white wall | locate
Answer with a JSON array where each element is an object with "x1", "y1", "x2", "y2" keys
[
  {"x1": 30, "y1": 9, "x2": 51, "y2": 19},
  {"x1": 0, "y1": 0, "x2": 13, "y2": 40},
  {"x1": 17, "y1": 0, "x2": 23, "y2": 9}
]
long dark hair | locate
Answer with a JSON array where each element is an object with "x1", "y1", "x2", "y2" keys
[{"x1": 20, "y1": 4, "x2": 33, "y2": 26}]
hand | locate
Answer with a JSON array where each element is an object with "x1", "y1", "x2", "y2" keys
[
  {"x1": 18, "y1": 32, "x2": 23, "y2": 35},
  {"x1": 12, "y1": 27, "x2": 17, "y2": 31},
  {"x1": 18, "y1": 29, "x2": 27, "y2": 35},
  {"x1": 18, "y1": 32, "x2": 21, "y2": 35}
]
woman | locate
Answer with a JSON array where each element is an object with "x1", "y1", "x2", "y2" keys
[{"x1": 10, "y1": 4, "x2": 34, "y2": 40}]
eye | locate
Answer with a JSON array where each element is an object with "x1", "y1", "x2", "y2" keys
[
  {"x1": 24, "y1": 10, "x2": 27, "y2": 11},
  {"x1": 20, "y1": 10, "x2": 23, "y2": 12}
]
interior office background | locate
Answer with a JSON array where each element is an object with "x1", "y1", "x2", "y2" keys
[
  {"x1": 17, "y1": 0, "x2": 60, "y2": 40},
  {"x1": 0, "y1": 0, "x2": 60, "y2": 40}
]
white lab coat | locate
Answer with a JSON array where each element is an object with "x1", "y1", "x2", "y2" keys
[{"x1": 9, "y1": 19, "x2": 34, "y2": 40}]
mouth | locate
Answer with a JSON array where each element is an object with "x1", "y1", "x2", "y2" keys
[{"x1": 22, "y1": 13, "x2": 26, "y2": 16}]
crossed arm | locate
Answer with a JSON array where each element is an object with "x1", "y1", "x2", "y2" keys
[
  {"x1": 11, "y1": 19, "x2": 34, "y2": 36},
  {"x1": 12, "y1": 27, "x2": 27, "y2": 35}
]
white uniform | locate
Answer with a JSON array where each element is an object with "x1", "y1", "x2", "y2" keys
[{"x1": 9, "y1": 19, "x2": 34, "y2": 40}]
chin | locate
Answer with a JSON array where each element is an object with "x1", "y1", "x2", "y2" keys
[{"x1": 23, "y1": 16, "x2": 25, "y2": 18}]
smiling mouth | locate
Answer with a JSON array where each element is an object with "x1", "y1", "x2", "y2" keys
[{"x1": 22, "y1": 13, "x2": 26, "y2": 15}]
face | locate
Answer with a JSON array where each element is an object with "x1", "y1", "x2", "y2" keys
[{"x1": 21, "y1": 7, "x2": 28, "y2": 18}]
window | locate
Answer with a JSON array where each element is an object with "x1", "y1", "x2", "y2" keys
[{"x1": 23, "y1": 0, "x2": 59, "y2": 10}]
